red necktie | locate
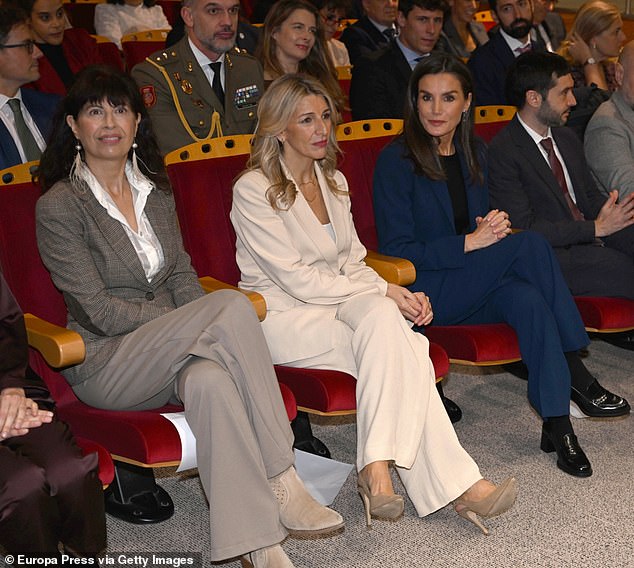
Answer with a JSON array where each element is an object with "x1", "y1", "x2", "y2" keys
[
  {"x1": 515, "y1": 44, "x2": 532, "y2": 55},
  {"x1": 540, "y1": 137, "x2": 585, "y2": 221}
]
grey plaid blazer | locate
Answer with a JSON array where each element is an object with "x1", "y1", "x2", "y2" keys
[{"x1": 36, "y1": 178, "x2": 204, "y2": 385}]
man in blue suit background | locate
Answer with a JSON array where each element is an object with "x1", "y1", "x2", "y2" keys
[
  {"x1": 468, "y1": 0, "x2": 542, "y2": 106},
  {"x1": 0, "y1": 3, "x2": 59, "y2": 171}
]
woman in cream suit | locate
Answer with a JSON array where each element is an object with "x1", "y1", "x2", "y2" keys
[{"x1": 231, "y1": 74, "x2": 517, "y2": 534}]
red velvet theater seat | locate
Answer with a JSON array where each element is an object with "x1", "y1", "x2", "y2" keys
[
  {"x1": 337, "y1": 120, "x2": 522, "y2": 366},
  {"x1": 474, "y1": 105, "x2": 516, "y2": 143},
  {"x1": 574, "y1": 296, "x2": 634, "y2": 333},
  {"x1": 0, "y1": 161, "x2": 296, "y2": 522},
  {"x1": 121, "y1": 30, "x2": 169, "y2": 71},
  {"x1": 75, "y1": 437, "x2": 116, "y2": 488}
]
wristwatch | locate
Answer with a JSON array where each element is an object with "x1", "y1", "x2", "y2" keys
[{"x1": 584, "y1": 57, "x2": 597, "y2": 66}]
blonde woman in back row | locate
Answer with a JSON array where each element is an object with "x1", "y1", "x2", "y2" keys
[{"x1": 230, "y1": 73, "x2": 518, "y2": 535}]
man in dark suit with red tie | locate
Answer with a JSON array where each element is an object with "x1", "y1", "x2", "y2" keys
[
  {"x1": 468, "y1": 0, "x2": 543, "y2": 106},
  {"x1": 0, "y1": 4, "x2": 59, "y2": 171},
  {"x1": 488, "y1": 52, "x2": 634, "y2": 304}
]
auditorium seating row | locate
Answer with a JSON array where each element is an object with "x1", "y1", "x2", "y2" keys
[{"x1": 2, "y1": 119, "x2": 633, "y2": 525}]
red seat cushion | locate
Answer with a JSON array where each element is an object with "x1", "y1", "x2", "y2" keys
[
  {"x1": 574, "y1": 296, "x2": 634, "y2": 332},
  {"x1": 426, "y1": 324, "x2": 520, "y2": 364},
  {"x1": 122, "y1": 41, "x2": 166, "y2": 71},
  {"x1": 75, "y1": 437, "x2": 115, "y2": 486}
]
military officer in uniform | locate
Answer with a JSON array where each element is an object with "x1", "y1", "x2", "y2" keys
[{"x1": 131, "y1": 0, "x2": 263, "y2": 156}]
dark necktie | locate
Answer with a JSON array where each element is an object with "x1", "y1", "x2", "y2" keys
[
  {"x1": 382, "y1": 27, "x2": 395, "y2": 41},
  {"x1": 540, "y1": 137, "x2": 584, "y2": 221},
  {"x1": 209, "y1": 61, "x2": 225, "y2": 108},
  {"x1": 7, "y1": 98, "x2": 41, "y2": 162}
]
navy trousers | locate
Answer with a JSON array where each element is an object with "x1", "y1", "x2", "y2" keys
[{"x1": 412, "y1": 231, "x2": 589, "y2": 418}]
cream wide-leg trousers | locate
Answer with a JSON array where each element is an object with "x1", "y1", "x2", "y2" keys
[{"x1": 262, "y1": 293, "x2": 482, "y2": 516}]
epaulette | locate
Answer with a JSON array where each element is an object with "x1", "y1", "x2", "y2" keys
[
  {"x1": 150, "y1": 49, "x2": 180, "y2": 66},
  {"x1": 229, "y1": 46, "x2": 257, "y2": 60}
]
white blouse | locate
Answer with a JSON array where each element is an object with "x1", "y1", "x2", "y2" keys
[
  {"x1": 94, "y1": 3, "x2": 171, "y2": 48},
  {"x1": 78, "y1": 161, "x2": 165, "y2": 281}
]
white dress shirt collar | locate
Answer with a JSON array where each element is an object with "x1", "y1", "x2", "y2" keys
[
  {"x1": 78, "y1": 161, "x2": 165, "y2": 281},
  {"x1": 499, "y1": 28, "x2": 531, "y2": 57},
  {"x1": 516, "y1": 113, "x2": 578, "y2": 202},
  {"x1": 395, "y1": 37, "x2": 430, "y2": 69},
  {"x1": 0, "y1": 88, "x2": 47, "y2": 162},
  {"x1": 188, "y1": 37, "x2": 226, "y2": 90}
]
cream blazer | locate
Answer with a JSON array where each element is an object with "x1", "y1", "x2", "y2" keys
[{"x1": 231, "y1": 164, "x2": 388, "y2": 362}]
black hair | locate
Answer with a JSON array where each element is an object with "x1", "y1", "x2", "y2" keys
[
  {"x1": 310, "y1": 0, "x2": 350, "y2": 13},
  {"x1": 402, "y1": 52, "x2": 482, "y2": 184},
  {"x1": 399, "y1": 0, "x2": 448, "y2": 17},
  {"x1": 505, "y1": 51, "x2": 570, "y2": 109},
  {"x1": 0, "y1": 3, "x2": 28, "y2": 45},
  {"x1": 106, "y1": 0, "x2": 158, "y2": 6},
  {"x1": 39, "y1": 65, "x2": 168, "y2": 192}
]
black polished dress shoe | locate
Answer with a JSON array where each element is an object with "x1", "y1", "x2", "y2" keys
[
  {"x1": 571, "y1": 381, "x2": 631, "y2": 418},
  {"x1": 441, "y1": 394, "x2": 463, "y2": 423},
  {"x1": 541, "y1": 424, "x2": 592, "y2": 477}
]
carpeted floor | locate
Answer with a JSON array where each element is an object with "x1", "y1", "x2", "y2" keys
[{"x1": 1, "y1": 338, "x2": 632, "y2": 568}]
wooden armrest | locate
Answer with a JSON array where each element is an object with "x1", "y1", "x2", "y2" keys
[
  {"x1": 24, "y1": 313, "x2": 86, "y2": 368},
  {"x1": 198, "y1": 276, "x2": 267, "y2": 321},
  {"x1": 364, "y1": 250, "x2": 416, "y2": 286}
]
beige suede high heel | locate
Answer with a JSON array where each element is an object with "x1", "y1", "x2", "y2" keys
[
  {"x1": 357, "y1": 473, "x2": 404, "y2": 529},
  {"x1": 453, "y1": 477, "x2": 518, "y2": 535}
]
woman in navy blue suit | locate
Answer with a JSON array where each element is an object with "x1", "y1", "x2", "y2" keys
[{"x1": 373, "y1": 53, "x2": 630, "y2": 479}]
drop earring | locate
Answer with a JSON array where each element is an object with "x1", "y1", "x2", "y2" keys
[
  {"x1": 69, "y1": 140, "x2": 83, "y2": 185},
  {"x1": 131, "y1": 139, "x2": 141, "y2": 176}
]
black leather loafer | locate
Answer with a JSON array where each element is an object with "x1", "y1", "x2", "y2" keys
[
  {"x1": 541, "y1": 424, "x2": 593, "y2": 477},
  {"x1": 571, "y1": 381, "x2": 631, "y2": 418}
]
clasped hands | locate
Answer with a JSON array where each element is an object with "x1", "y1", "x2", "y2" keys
[
  {"x1": 386, "y1": 283, "x2": 434, "y2": 327},
  {"x1": 0, "y1": 387, "x2": 54, "y2": 440},
  {"x1": 464, "y1": 209, "x2": 512, "y2": 252}
]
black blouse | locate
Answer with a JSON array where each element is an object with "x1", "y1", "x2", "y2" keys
[
  {"x1": 440, "y1": 153, "x2": 469, "y2": 235},
  {"x1": 37, "y1": 43, "x2": 74, "y2": 88}
]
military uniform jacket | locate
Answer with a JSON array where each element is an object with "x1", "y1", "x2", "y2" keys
[{"x1": 131, "y1": 36, "x2": 263, "y2": 156}]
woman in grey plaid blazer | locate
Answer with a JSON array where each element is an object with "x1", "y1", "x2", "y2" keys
[{"x1": 35, "y1": 65, "x2": 343, "y2": 568}]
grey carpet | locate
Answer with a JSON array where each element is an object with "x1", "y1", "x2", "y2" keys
[{"x1": 2, "y1": 338, "x2": 632, "y2": 567}]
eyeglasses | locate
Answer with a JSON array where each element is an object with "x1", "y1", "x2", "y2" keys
[
  {"x1": 0, "y1": 40, "x2": 36, "y2": 54},
  {"x1": 324, "y1": 14, "x2": 344, "y2": 24}
]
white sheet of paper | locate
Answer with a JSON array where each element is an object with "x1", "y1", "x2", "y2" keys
[
  {"x1": 293, "y1": 449, "x2": 353, "y2": 506},
  {"x1": 161, "y1": 412, "x2": 197, "y2": 472},
  {"x1": 160, "y1": 413, "x2": 353, "y2": 504}
]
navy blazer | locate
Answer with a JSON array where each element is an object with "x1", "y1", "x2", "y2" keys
[
  {"x1": 373, "y1": 139, "x2": 490, "y2": 314},
  {"x1": 0, "y1": 89, "x2": 60, "y2": 171},
  {"x1": 467, "y1": 31, "x2": 516, "y2": 106},
  {"x1": 350, "y1": 40, "x2": 411, "y2": 120},
  {"x1": 340, "y1": 16, "x2": 390, "y2": 67}
]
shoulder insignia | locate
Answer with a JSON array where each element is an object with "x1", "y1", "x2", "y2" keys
[
  {"x1": 181, "y1": 80, "x2": 193, "y2": 94},
  {"x1": 140, "y1": 85, "x2": 156, "y2": 108}
]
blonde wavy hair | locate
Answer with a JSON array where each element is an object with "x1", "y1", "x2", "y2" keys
[
  {"x1": 558, "y1": 0, "x2": 622, "y2": 62},
  {"x1": 245, "y1": 73, "x2": 343, "y2": 211}
]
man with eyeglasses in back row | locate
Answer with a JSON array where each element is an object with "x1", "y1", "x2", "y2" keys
[{"x1": 0, "y1": 2, "x2": 59, "y2": 170}]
